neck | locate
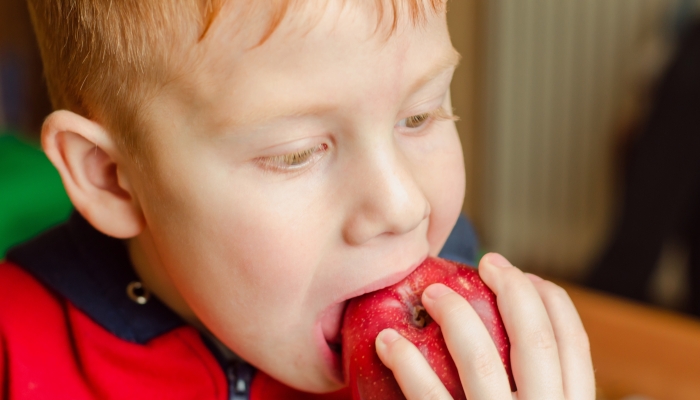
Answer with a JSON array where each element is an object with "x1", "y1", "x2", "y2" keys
[{"x1": 127, "y1": 229, "x2": 205, "y2": 331}]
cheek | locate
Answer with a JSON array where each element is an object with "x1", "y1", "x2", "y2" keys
[
  {"x1": 417, "y1": 125, "x2": 466, "y2": 255},
  {"x1": 139, "y1": 158, "x2": 334, "y2": 325},
  {"x1": 161, "y1": 183, "x2": 323, "y2": 312},
  {"x1": 139, "y1": 169, "x2": 333, "y2": 377}
]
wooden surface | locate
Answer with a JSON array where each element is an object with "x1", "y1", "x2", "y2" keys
[{"x1": 559, "y1": 283, "x2": 700, "y2": 400}]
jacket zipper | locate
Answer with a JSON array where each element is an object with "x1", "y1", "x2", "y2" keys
[{"x1": 226, "y1": 359, "x2": 254, "y2": 400}]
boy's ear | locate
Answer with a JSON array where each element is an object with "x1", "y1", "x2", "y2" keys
[{"x1": 42, "y1": 110, "x2": 145, "y2": 239}]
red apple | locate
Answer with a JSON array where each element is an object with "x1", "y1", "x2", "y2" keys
[{"x1": 341, "y1": 257, "x2": 515, "y2": 400}]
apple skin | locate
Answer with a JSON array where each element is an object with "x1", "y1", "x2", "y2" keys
[{"x1": 341, "y1": 257, "x2": 515, "y2": 400}]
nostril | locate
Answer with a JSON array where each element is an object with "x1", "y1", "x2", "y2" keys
[
  {"x1": 392, "y1": 202, "x2": 429, "y2": 236},
  {"x1": 342, "y1": 212, "x2": 426, "y2": 245},
  {"x1": 341, "y1": 155, "x2": 430, "y2": 244},
  {"x1": 342, "y1": 200, "x2": 429, "y2": 245}
]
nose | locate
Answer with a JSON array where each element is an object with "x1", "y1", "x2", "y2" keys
[{"x1": 342, "y1": 142, "x2": 430, "y2": 246}]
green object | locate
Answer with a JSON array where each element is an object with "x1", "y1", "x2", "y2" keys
[{"x1": 0, "y1": 131, "x2": 73, "y2": 258}]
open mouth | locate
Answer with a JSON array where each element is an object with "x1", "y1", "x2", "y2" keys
[
  {"x1": 319, "y1": 255, "x2": 428, "y2": 381},
  {"x1": 320, "y1": 300, "x2": 349, "y2": 381},
  {"x1": 323, "y1": 300, "x2": 348, "y2": 352},
  {"x1": 328, "y1": 341, "x2": 342, "y2": 354}
]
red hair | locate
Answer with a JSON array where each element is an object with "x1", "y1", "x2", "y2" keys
[{"x1": 27, "y1": 0, "x2": 446, "y2": 158}]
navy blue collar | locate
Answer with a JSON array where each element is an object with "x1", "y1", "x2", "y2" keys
[{"x1": 6, "y1": 211, "x2": 185, "y2": 344}]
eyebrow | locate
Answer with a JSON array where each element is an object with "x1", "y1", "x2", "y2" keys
[
  {"x1": 228, "y1": 47, "x2": 462, "y2": 128},
  {"x1": 407, "y1": 47, "x2": 462, "y2": 95}
]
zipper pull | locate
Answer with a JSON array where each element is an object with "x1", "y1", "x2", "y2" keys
[{"x1": 226, "y1": 360, "x2": 254, "y2": 400}]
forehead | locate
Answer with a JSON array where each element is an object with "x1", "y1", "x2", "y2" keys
[
  {"x1": 207, "y1": 0, "x2": 447, "y2": 47},
  {"x1": 161, "y1": 0, "x2": 455, "y2": 130}
]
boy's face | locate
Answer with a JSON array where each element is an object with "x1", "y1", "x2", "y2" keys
[{"x1": 128, "y1": 1, "x2": 464, "y2": 393}]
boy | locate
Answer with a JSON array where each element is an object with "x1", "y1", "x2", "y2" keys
[{"x1": 0, "y1": 0, "x2": 595, "y2": 398}]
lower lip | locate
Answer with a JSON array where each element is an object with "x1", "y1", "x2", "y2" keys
[{"x1": 314, "y1": 324, "x2": 344, "y2": 385}]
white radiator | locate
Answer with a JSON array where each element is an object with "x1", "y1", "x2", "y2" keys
[{"x1": 478, "y1": 0, "x2": 698, "y2": 278}]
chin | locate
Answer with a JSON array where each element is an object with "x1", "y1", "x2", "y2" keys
[
  {"x1": 260, "y1": 338, "x2": 345, "y2": 394},
  {"x1": 305, "y1": 374, "x2": 346, "y2": 394},
  {"x1": 270, "y1": 363, "x2": 345, "y2": 395}
]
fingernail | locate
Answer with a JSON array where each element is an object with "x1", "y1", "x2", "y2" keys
[
  {"x1": 485, "y1": 253, "x2": 512, "y2": 268},
  {"x1": 525, "y1": 273, "x2": 543, "y2": 282},
  {"x1": 423, "y1": 283, "x2": 452, "y2": 300},
  {"x1": 378, "y1": 329, "x2": 401, "y2": 347}
]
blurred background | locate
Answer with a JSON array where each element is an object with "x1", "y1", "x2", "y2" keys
[
  {"x1": 0, "y1": 0, "x2": 71, "y2": 260},
  {"x1": 446, "y1": 1, "x2": 700, "y2": 398},
  {"x1": 449, "y1": 0, "x2": 700, "y2": 315},
  {"x1": 2, "y1": 0, "x2": 700, "y2": 398}
]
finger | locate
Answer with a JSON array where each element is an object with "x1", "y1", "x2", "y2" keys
[
  {"x1": 526, "y1": 275, "x2": 595, "y2": 400},
  {"x1": 422, "y1": 283, "x2": 513, "y2": 400},
  {"x1": 479, "y1": 253, "x2": 565, "y2": 400},
  {"x1": 376, "y1": 329, "x2": 454, "y2": 400}
]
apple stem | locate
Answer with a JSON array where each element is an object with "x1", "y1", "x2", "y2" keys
[{"x1": 412, "y1": 304, "x2": 432, "y2": 328}]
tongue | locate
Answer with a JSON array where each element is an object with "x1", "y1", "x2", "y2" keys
[{"x1": 321, "y1": 301, "x2": 347, "y2": 344}]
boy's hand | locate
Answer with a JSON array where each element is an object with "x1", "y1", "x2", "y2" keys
[{"x1": 375, "y1": 253, "x2": 595, "y2": 400}]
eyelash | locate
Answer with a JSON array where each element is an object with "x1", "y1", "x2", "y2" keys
[
  {"x1": 397, "y1": 107, "x2": 458, "y2": 129},
  {"x1": 256, "y1": 143, "x2": 329, "y2": 172},
  {"x1": 256, "y1": 108, "x2": 458, "y2": 173}
]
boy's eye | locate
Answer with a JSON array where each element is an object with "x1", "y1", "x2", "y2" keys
[
  {"x1": 396, "y1": 107, "x2": 458, "y2": 130},
  {"x1": 256, "y1": 143, "x2": 329, "y2": 172},
  {"x1": 404, "y1": 113, "x2": 431, "y2": 128}
]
